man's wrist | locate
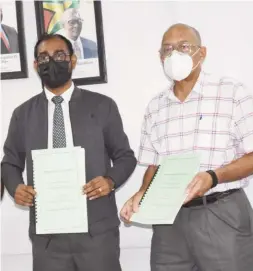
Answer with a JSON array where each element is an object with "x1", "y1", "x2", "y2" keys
[
  {"x1": 104, "y1": 176, "x2": 115, "y2": 191},
  {"x1": 139, "y1": 186, "x2": 147, "y2": 194},
  {"x1": 214, "y1": 168, "x2": 225, "y2": 184},
  {"x1": 206, "y1": 170, "x2": 219, "y2": 188}
]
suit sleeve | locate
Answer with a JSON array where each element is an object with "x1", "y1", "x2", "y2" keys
[
  {"x1": 103, "y1": 99, "x2": 137, "y2": 189},
  {"x1": 1, "y1": 110, "x2": 25, "y2": 198}
]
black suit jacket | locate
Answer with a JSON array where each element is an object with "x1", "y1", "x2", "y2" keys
[
  {"x1": 80, "y1": 37, "x2": 98, "y2": 59},
  {"x1": 1, "y1": 24, "x2": 19, "y2": 54},
  {"x1": 1, "y1": 87, "x2": 137, "y2": 237}
]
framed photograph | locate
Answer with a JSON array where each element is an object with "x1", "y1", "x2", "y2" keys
[
  {"x1": 0, "y1": 1, "x2": 28, "y2": 80},
  {"x1": 1, "y1": 180, "x2": 4, "y2": 200},
  {"x1": 34, "y1": 0, "x2": 107, "y2": 86}
]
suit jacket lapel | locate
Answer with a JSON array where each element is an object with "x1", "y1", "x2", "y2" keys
[
  {"x1": 69, "y1": 87, "x2": 93, "y2": 148},
  {"x1": 31, "y1": 92, "x2": 48, "y2": 150},
  {"x1": 32, "y1": 87, "x2": 93, "y2": 150}
]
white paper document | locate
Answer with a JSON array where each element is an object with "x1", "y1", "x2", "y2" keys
[
  {"x1": 32, "y1": 147, "x2": 88, "y2": 234},
  {"x1": 131, "y1": 153, "x2": 200, "y2": 225}
]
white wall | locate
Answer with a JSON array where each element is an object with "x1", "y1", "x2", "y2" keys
[{"x1": 1, "y1": 1, "x2": 253, "y2": 271}]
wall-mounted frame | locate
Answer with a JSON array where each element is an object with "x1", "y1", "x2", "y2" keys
[
  {"x1": 1, "y1": 1, "x2": 28, "y2": 80},
  {"x1": 34, "y1": 0, "x2": 107, "y2": 86},
  {"x1": 1, "y1": 181, "x2": 4, "y2": 200}
]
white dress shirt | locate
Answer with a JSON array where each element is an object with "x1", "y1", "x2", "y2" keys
[{"x1": 44, "y1": 83, "x2": 74, "y2": 149}]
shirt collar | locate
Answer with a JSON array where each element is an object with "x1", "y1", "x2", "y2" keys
[
  {"x1": 44, "y1": 82, "x2": 75, "y2": 103},
  {"x1": 69, "y1": 37, "x2": 81, "y2": 44},
  {"x1": 167, "y1": 71, "x2": 206, "y2": 101},
  {"x1": 192, "y1": 71, "x2": 206, "y2": 95}
]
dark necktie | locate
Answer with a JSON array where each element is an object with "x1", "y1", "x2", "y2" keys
[{"x1": 52, "y1": 96, "x2": 66, "y2": 148}]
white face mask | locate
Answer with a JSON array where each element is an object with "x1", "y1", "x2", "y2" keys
[{"x1": 163, "y1": 49, "x2": 200, "y2": 82}]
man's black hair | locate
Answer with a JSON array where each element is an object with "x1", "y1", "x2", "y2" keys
[{"x1": 34, "y1": 33, "x2": 74, "y2": 59}]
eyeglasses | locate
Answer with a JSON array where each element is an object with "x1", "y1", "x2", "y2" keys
[
  {"x1": 68, "y1": 19, "x2": 83, "y2": 26},
  {"x1": 37, "y1": 51, "x2": 71, "y2": 65},
  {"x1": 159, "y1": 41, "x2": 200, "y2": 58}
]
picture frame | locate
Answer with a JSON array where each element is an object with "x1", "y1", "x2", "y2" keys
[
  {"x1": 1, "y1": 1, "x2": 28, "y2": 80},
  {"x1": 1, "y1": 181, "x2": 4, "y2": 200},
  {"x1": 34, "y1": 0, "x2": 107, "y2": 86}
]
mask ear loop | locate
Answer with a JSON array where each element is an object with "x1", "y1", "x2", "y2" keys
[
  {"x1": 37, "y1": 64, "x2": 45, "y2": 91},
  {"x1": 191, "y1": 47, "x2": 202, "y2": 71},
  {"x1": 69, "y1": 58, "x2": 73, "y2": 72}
]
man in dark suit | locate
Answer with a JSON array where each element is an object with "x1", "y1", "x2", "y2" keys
[
  {"x1": 61, "y1": 8, "x2": 97, "y2": 59},
  {"x1": 1, "y1": 33, "x2": 136, "y2": 271},
  {"x1": 0, "y1": 6, "x2": 19, "y2": 54}
]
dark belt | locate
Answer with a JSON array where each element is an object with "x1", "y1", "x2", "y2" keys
[{"x1": 183, "y1": 188, "x2": 240, "y2": 208}]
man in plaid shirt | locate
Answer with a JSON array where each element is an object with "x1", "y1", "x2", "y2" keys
[{"x1": 121, "y1": 23, "x2": 253, "y2": 271}]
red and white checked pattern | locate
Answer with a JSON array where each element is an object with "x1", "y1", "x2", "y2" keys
[{"x1": 138, "y1": 72, "x2": 253, "y2": 193}]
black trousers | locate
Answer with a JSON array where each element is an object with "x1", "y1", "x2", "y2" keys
[{"x1": 32, "y1": 227, "x2": 121, "y2": 271}]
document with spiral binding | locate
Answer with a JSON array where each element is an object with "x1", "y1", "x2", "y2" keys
[
  {"x1": 32, "y1": 147, "x2": 88, "y2": 234},
  {"x1": 131, "y1": 153, "x2": 200, "y2": 225}
]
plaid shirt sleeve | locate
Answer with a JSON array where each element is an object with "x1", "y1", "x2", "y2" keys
[
  {"x1": 234, "y1": 85, "x2": 253, "y2": 154},
  {"x1": 137, "y1": 105, "x2": 159, "y2": 166}
]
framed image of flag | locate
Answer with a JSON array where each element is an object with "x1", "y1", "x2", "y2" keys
[
  {"x1": 1, "y1": 1, "x2": 28, "y2": 80},
  {"x1": 34, "y1": 0, "x2": 107, "y2": 86}
]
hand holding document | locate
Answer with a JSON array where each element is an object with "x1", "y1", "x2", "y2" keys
[
  {"x1": 32, "y1": 147, "x2": 88, "y2": 234},
  {"x1": 131, "y1": 153, "x2": 200, "y2": 225}
]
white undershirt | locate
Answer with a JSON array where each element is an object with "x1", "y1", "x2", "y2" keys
[{"x1": 44, "y1": 83, "x2": 74, "y2": 149}]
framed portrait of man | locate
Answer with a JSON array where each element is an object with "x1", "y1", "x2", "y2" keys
[
  {"x1": 35, "y1": 0, "x2": 107, "y2": 86},
  {"x1": 1, "y1": 1, "x2": 28, "y2": 80}
]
